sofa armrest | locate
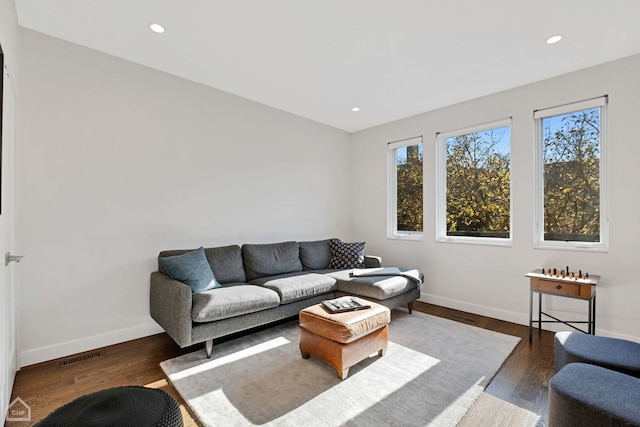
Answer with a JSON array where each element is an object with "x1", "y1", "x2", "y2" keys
[
  {"x1": 150, "y1": 271, "x2": 193, "y2": 347},
  {"x1": 364, "y1": 255, "x2": 382, "y2": 268}
]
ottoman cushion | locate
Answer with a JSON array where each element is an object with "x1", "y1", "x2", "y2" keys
[
  {"x1": 549, "y1": 363, "x2": 640, "y2": 427},
  {"x1": 299, "y1": 297, "x2": 390, "y2": 344},
  {"x1": 555, "y1": 331, "x2": 640, "y2": 377}
]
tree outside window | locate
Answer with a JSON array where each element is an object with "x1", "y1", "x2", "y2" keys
[
  {"x1": 542, "y1": 108, "x2": 601, "y2": 242},
  {"x1": 437, "y1": 120, "x2": 511, "y2": 243},
  {"x1": 396, "y1": 144, "x2": 423, "y2": 232},
  {"x1": 388, "y1": 137, "x2": 423, "y2": 238}
]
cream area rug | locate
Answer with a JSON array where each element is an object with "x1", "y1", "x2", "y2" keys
[{"x1": 161, "y1": 310, "x2": 520, "y2": 427}]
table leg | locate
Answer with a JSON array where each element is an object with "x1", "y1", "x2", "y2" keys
[
  {"x1": 587, "y1": 298, "x2": 593, "y2": 335},
  {"x1": 529, "y1": 291, "x2": 533, "y2": 343},
  {"x1": 538, "y1": 292, "x2": 542, "y2": 332},
  {"x1": 592, "y1": 294, "x2": 597, "y2": 335}
]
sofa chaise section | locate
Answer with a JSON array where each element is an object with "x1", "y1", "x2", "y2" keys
[{"x1": 328, "y1": 269, "x2": 422, "y2": 313}]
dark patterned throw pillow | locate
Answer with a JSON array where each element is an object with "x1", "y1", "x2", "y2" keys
[{"x1": 328, "y1": 239, "x2": 366, "y2": 269}]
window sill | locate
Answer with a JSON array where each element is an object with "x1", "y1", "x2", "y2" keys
[
  {"x1": 436, "y1": 236, "x2": 512, "y2": 248},
  {"x1": 388, "y1": 233, "x2": 423, "y2": 242},
  {"x1": 533, "y1": 243, "x2": 608, "y2": 253}
]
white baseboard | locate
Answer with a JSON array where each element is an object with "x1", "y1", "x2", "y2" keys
[
  {"x1": 19, "y1": 322, "x2": 164, "y2": 368},
  {"x1": 419, "y1": 293, "x2": 640, "y2": 344},
  {"x1": 420, "y1": 293, "x2": 529, "y2": 326}
]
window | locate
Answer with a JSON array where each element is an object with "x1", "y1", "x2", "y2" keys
[
  {"x1": 534, "y1": 96, "x2": 608, "y2": 250},
  {"x1": 436, "y1": 119, "x2": 512, "y2": 245},
  {"x1": 388, "y1": 136, "x2": 423, "y2": 239}
]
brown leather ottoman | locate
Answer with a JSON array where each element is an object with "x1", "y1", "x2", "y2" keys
[{"x1": 299, "y1": 296, "x2": 391, "y2": 379}]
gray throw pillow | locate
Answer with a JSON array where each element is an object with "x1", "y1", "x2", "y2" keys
[
  {"x1": 158, "y1": 247, "x2": 221, "y2": 294},
  {"x1": 327, "y1": 239, "x2": 366, "y2": 269}
]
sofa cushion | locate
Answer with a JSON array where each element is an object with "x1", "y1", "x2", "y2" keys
[
  {"x1": 299, "y1": 239, "x2": 332, "y2": 270},
  {"x1": 192, "y1": 285, "x2": 280, "y2": 322},
  {"x1": 328, "y1": 270, "x2": 420, "y2": 301},
  {"x1": 249, "y1": 272, "x2": 337, "y2": 304},
  {"x1": 203, "y1": 245, "x2": 246, "y2": 284},
  {"x1": 242, "y1": 241, "x2": 303, "y2": 281},
  {"x1": 327, "y1": 239, "x2": 366, "y2": 269},
  {"x1": 158, "y1": 247, "x2": 221, "y2": 295}
]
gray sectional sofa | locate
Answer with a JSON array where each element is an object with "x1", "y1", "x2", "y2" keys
[{"x1": 150, "y1": 239, "x2": 423, "y2": 357}]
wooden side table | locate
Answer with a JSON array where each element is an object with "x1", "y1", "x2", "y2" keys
[{"x1": 526, "y1": 269, "x2": 600, "y2": 343}]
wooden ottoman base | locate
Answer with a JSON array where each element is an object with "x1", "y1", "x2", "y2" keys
[{"x1": 299, "y1": 324, "x2": 389, "y2": 379}]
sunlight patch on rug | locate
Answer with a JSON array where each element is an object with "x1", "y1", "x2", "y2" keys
[{"x1": 169, "y1": 336, "x2": 291, "y2": 381}]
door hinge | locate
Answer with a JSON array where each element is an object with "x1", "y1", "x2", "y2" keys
[{"x1": 5, "y1": 253, "x2": 23, "y2": 266}]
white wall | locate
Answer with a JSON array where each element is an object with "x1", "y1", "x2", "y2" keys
[
  {"x1": 17, "y1": 29, "x2": 352, "y2": 366},
  {"x1": 0, "y1": 0, "x2": 19, "y2": 93},
  {"x1": 351, "y1": 54, "x2": 640, "y2": 342}
]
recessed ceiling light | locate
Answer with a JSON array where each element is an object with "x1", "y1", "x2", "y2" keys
[
  {"x1": 149, "y1": 23, "x2": 165, "y2": 34},
  {"x1": 546, "y1": 34, "x2": 562, "y2": 44},
  {"x1": 351, "y1": 107, "x2": 360, "y2": 112}
]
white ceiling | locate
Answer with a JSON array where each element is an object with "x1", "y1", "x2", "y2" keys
[{"x1": 14, "y1": 0, "x2": 640, "y2": 132}]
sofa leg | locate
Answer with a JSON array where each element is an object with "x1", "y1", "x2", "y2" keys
[
  {"x1": 407, "y1": 301, "x2": 414, "y2": 314},
  {"x1": 205, "y1": 339, "x2": 213, "y2": 358}
]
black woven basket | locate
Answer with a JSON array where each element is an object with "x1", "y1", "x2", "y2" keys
[{"x1": 35, "y1": 386, "x2": 183, "y2": 427}]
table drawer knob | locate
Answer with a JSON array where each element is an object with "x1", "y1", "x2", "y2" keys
[{"x1": 556, "y1": 285, "x2": 562, "y2": 290}]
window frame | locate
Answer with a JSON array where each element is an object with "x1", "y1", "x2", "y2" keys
[
  {"x1": 387, "y1": 136, "x2": 424, "y2": 241},
  {"x1": 436, "y1": 118, "x2": 513, "y2": 247},
  {"x1": 533, "y1": 96, "x2": 608, "y2": 252}
]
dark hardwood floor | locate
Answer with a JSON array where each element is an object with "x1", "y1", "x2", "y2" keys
[{"x1": 7, "y1": 302, "x2": 554, "y2": 426}]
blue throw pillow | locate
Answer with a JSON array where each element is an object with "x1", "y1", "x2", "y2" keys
[{"x1": 158, "y1": 247, "x2": 221, "y2": 294}]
